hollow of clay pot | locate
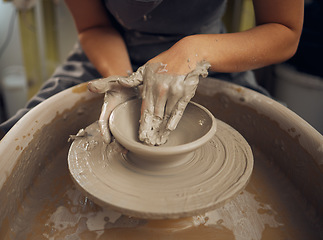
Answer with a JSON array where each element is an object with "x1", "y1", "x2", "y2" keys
[{"x1": 109, "y1": 99, "x2": 217, "y2": 168}]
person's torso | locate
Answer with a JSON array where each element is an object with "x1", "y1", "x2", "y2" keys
[
  {"x1": 105, "y1": 0, "x2": 227, "y2": 35},
  {"x1": 104, "y1": 0, "x2": 227, "y2": 64}
]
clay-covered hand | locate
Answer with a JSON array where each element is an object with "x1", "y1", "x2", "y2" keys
[
  {"x1": 88, "y1": 74, "x2": 142, "y2": 144},
  {"x1": 88, "y1": 61, "x2": 210, "y2": 145},
  {"x1": 121, "y1": 61, "x2": 211, "y2": 145}
]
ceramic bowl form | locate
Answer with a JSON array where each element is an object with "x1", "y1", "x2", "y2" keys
[{"x1": 109, "y1": 99, "x2": 217, "y2": 168}]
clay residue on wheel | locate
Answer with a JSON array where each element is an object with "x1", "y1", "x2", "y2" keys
[{"x1": 68, "y1": 118, "x2": 253, "y2": 219}]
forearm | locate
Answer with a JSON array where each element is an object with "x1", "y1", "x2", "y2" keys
[
  {"x1": 151, "y1": 0, "x2": 303, "y2": 75},
  {"x1": 153, "y1": 28, "x2": 299, "y2": 75},
  {"x1": 195, "y1": 23, "x2": 301, "y2": 73},
  {"x1": 202, "y1": 0, "x2": 304, "y2": 73},
  {"x1": 79, "y1": 27, "x2": 132, "y2": 77},
  {"x1": 65, "y1": 0, "x2": 132, "y2": 77}
]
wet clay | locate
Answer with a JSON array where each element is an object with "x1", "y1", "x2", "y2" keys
[
  {"x1": 68, "y1": 114, "x2": 253, "y2": 219},
  {"x1": 1, "y1": 79, "x2": 322, "y2": 239},
  {"x1": 2, "y1": 144, "x2": 321, "y2": 240},
  {"x1": 109, "y1": 100, "x2": 217, "y2": 166},
  {"x1": 88, "y1": 61, "x2": 210, "y2": 146},
  {"x1": 135, "y1": 61, "x2": 210, "y2": 145}
]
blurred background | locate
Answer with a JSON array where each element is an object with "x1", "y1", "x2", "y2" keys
[{"x1": 0, "y1": 0, "x2": 322, "y2": 134}]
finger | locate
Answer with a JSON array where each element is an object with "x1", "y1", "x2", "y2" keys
[
  {"x1": 165, "y1": 78, "x2": 184, "y2": 117},
  {"x1": 183, "y1": 70, "x2": 200, "y2": 96},
  {"x1": 187, "y1": 61, "x2": 211, "y2": 79},
  {"x1": 165, "y1": 72, "x2": 199, "y2": 125},
  {"x1": 118, "y1": 65, "x2": 145, "y2": 88},
  {"x1": 140, "y1": 115, "x2": 163, "y2": 145},
  {"x1": 138, "y1": 99, "x2": 154, "y2": 143},
  {"x1": 110, "y1": 86, "x2": 138, "y2": 104},
  {"x1": 139, "y1": 73, "x2": 155, "y2": 122},
  {"x1": 154, "y1": 82, "x2": 169, "y2": 119},
  {"x1": 99, "y1": 90, "x2": 134, "y2": 144},
  {"x1": 165, "y1": 95, "x2": 180, "y2": 120},
  {"x1": 98, "y1": 101, "x2": 112, "y2": 144},
  {"x1": 184, "y1": 72, "x2": 199, "y2": 87},
  {"x1": 166, "y1": 98, "x2": 190, "y2": 131},
  {"x1": 139, "y1": 88, "x2": 160, "y2": 145},
  {"x1": 151, "y1": 125, "x2": 171, "y2": 146},
  {"x1": 137, "y1": 85, "x2": 144, "y2": 98},
  {"x1": 88, "y1": 76, "x2": 120, "y2": 93},
  {"x1": 163, "y1": 74, "x2": 197, "y2": 135},
  {"x1": 138, "y1": 62, "x2": 171, "y2": 145}
]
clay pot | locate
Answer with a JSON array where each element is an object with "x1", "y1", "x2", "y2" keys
[{"x1": 109, "y1": 99, "x2": 217, "y2": 168}]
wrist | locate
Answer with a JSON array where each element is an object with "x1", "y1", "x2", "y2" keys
[
  {"x1": 171, "y1": 35, "x2": 209, "y2": 74},
  {"x1": 148, "y1": 34, "x2": 210, "y2": 75}
]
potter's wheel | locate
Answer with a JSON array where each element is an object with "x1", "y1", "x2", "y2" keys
[{"x1": 68, "y1": 109, "x2": 253, "y2": 219}]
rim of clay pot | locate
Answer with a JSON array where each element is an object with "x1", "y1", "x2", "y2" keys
[{"x1": 109, "y1": 99, "x2": 217, "y2": 161}]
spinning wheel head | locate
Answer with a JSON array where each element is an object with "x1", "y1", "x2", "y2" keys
[{"x1": 68, "y1": 100, "x2": 253, "y2": 219}]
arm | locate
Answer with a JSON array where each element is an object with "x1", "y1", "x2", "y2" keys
[
  {"x1": 65, "y1": 0, "x2": 136, "y2": 143},
  {"x1": 149, "y1": 0, "x2": 304, "y2": 75},
  {"x1": 64, "y1": 0, "x2": 132, "y2": 77},
  {"x1": 139, "y1": 0, "x2": 303, "y2": 144}
]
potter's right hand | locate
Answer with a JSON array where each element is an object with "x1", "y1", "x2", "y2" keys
[{"x1": 88, "y1": 74, "x2": 142, "y2": 144}]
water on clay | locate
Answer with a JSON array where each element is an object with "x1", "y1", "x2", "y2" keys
[{"x1": 1, "y1": 145, "x2": 321, "y2": 240}]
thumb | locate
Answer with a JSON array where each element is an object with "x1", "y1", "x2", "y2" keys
[
  {"x1": 88, "y1": 76, "x2": 126, "y2": 93},
  {"x1": 118, "y1": 65, "x2": 145, "y2": 88},
  {"x1": 186, "y1": 61, "x2": 211, "y2": 79},
  {"x1": 98, "y1": 101, "x2": 112, "y2": 144}
]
